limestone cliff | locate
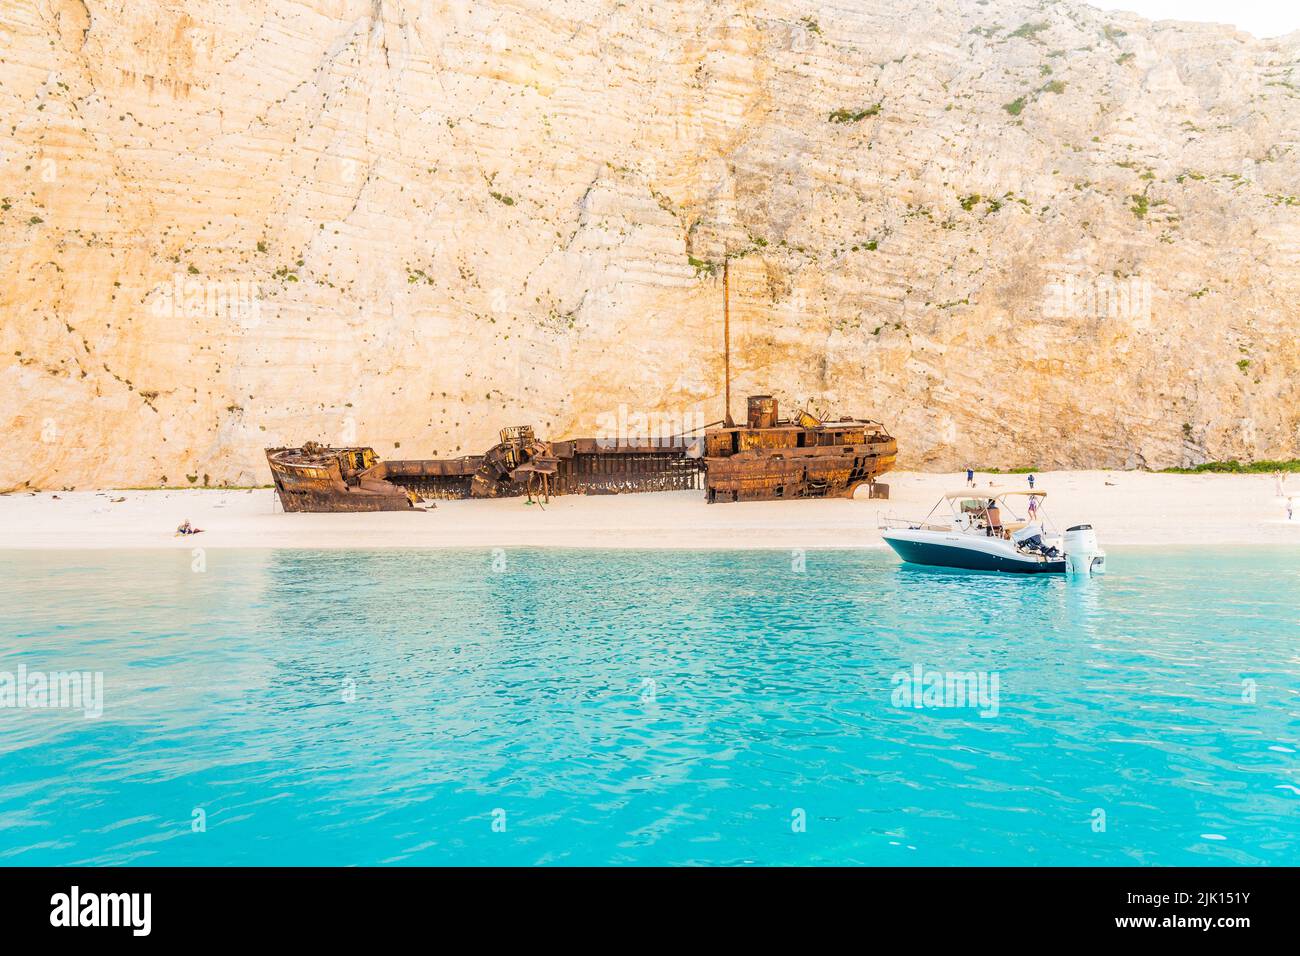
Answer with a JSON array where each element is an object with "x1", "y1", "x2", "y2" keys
[{"x1": 2, "y1": 0, "x2": 1298, "y2": 488}]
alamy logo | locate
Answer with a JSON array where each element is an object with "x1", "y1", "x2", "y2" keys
[
  {"x1": 593, "y1": 404, "x2": 706, "y2": 451},
  {"x1": 1041, "y1": 273, "x2": 1151, "y2": 325},
  {"x1": 0, "y1": 666, "x2": 103, "y2": 718},
  {"x1": 890, "y1": 664, "x2": 1000, "y2": 718},
  {"x1": 50, "y1": 886, "x2": 151, "y2": 936},
  {"x1": 149, "y1": 272, "x2": 262, "y2": 328}
]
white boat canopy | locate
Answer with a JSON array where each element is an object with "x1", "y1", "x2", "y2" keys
[{"x1": 942, "y1": 489, "x2": 1046, "y2": 500}]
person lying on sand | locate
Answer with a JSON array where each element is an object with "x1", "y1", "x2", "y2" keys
[{"x1": 175, "y1": 520, "x2": 204, "y2": 536}]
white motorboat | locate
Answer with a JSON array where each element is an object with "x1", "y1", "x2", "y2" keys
[{"x1": 879, "y1": 489, "x2": 1105, "y2": 575}]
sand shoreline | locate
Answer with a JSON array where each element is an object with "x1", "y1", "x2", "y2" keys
[{"x1": 2, "y1": 471, "x2": 1297, "y2": 552}]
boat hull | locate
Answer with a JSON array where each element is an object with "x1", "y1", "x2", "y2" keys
[{"x1": 882, "y1": 530, "x2": 1066, "y2": 574}]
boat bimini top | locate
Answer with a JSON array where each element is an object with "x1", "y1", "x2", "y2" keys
[{"x1": 938, "y1": 489, "x2": 1046, "y2": 501}]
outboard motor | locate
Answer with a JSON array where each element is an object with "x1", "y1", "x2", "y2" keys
[{"x1": 1063, "y1": 524, "x2": 1106, "y2": 574}]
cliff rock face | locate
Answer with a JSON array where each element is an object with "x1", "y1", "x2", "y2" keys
[{"x1": 2, "y1": 0, "x2": 1298, "y2": 488}]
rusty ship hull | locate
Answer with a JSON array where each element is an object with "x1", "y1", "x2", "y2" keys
[
  {"x1": 703, "y1": 396, "x2": 896, "y2": 503},
  {"x1": 268, "y1": 432, "x2": 704, "y2": 513},
  {"x1": 267, "y1": 445, "x2": 420, "y2": 512}
]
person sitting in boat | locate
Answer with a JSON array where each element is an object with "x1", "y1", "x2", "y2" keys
[{"x1": 985, "y1": 500, "x2": 1002, "y2": 537}]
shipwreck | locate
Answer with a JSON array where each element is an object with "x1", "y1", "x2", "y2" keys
[
  {"x1": 268, "y1": 261, "x2": 896, "y2": 512},
  {"x1": 267, "y1": 430, "x2": 704, "y2": 512},
  {"x1": 703, "y1": 395, "x2": 895, "y2": 502}
]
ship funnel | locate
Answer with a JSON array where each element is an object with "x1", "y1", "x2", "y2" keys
[{"x1": 747, "y1": 395, "x2": 778, "y2": 429}]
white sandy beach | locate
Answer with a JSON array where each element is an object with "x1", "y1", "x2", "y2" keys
[{"x1": 1, "y1": 471, "x2": 1297, "y2": 551}]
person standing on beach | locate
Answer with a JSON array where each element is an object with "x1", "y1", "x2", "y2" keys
[
  {"x1": 1277, "y1": 470, "x2": 1287, "y2": 497},
  {"x1": 1288, "y1": 498, "x2": 1294, "y2": 522},
  {"x1": 966, "y1": 466, "x2": 974, "y2": 488},
  {"x1": 1027, "y1": 473, "x2": 1035, "y2": 490}
]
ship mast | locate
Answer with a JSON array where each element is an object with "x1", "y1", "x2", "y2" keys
[{"x1": 723, "y1": 258, "x2": 734, "y2": 427}]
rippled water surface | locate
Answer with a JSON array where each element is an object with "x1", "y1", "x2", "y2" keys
[{"x1": 1, "y1": 547, "x2": 1297, "y2": 866}]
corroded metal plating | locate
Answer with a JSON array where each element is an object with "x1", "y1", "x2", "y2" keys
[
  {"x1": 702, "y1": 396, "x2": 896, "y2": 503},
  {"x1": 267, "y1": 395, "x2": 894, "y2": 513},
  {"x1": 267, "y1": 430, "x2": 705, "y2": 512}
]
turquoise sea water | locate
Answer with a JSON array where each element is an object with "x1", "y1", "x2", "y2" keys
[{"x1": 0, "y1": 547, "x2": 1296, "y2": 866}]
